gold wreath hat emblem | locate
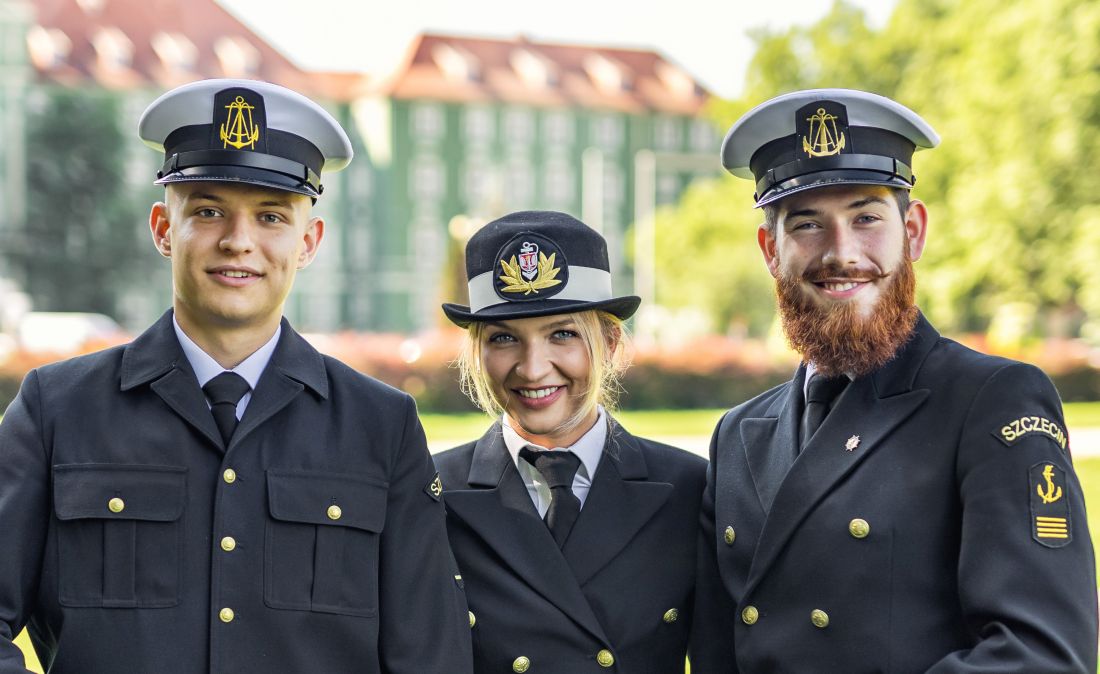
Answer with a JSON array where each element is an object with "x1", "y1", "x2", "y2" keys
[{"x1": 499, "y1": 252, "x2": 563, "y2": 295}]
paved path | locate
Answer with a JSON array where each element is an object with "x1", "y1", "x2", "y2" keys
[{"x1": 431, "y1": 426, "x2": 1100, "y2": 459}]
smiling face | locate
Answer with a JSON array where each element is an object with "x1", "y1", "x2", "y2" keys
[
  {"x1": 479, "y1": 314, "x2": 599, "y2": 448},
  {"x1": 150, "y1": 182, "x2": 323, "y2": 341},
  {"x1": 759, "y1": 184, "x2": 928, "y2": 376}
]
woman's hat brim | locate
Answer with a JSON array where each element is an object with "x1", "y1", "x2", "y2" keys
[{"x1": 442, "y1": 296, "x2": 641, "y2": 328}]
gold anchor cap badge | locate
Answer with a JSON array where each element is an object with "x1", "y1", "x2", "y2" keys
[
  {"x1": 220, "y1": 95, "x2": 260, "y2": 150},
  {"x1": 845, "y1": 435, "x2": 860, "y2": 452},
  {"x1": 803, "y1": 107, "x2": 846, "y2": 158}
]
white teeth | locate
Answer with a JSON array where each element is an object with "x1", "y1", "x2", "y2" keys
[
  {"x1": 823, "y1": 282, "x2": 858, "y2": 292},
  {"x1": 518, "y1": 386, "x2": 560, "y2": 399},
  {"x1": 222, "y1": 270, "x2": 252, "y2": 278}
]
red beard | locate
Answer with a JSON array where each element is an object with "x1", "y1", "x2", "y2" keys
[{"x1": 775, "y1": 252, "x2": 918, "y2": 378}]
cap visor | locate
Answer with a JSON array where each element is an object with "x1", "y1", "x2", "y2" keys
[
  {"x1": 155, "y1": 165, "x2": 319, "y2": 198},
  {"x1": 442, "y1": 296, "x2": 641, "y2": 328}
]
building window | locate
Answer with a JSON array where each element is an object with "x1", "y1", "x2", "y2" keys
[
  {"x1": 655, "y1": 116, "x2": 681, "y2": 151},
  {"x1": 411, "y1": 103, "x2": 445, "y2": 141},
  {"x1": 463, "y1": 162, "x2": 496, "y2": 205},
  {"x1": 409, "y1": 155, "x2": 446, "y2": 201},
  {"x1": 591, "y1": 114, "x2": 623, "y2": 151},
  {"x1": 658, "y1": 173, "x2": 681, "y2": 203},
  {"x1": 602, "y1": 163, "x2": 624, "y2": 204},
  {"x1": 544, "y1": 159, "x2": 574, "y2": 206},
  {"x1": 214, "y1": 37, "x2": 260, "y2": 78},
  {"x1": 503, "y1": 106, "x2": 534, "y2": 145},
  {"x1": 464, "y1": 105, "x2": 494, "y2": 144},
  {"x1": 690, "y1": 119, "x2": 717, "y2": 153},
  {"x1": 504, "y1": 160, "x2": 534, "y2": 207},
  {"x1": 543, "y1": 110, "x2": 574, "y2": 147}
]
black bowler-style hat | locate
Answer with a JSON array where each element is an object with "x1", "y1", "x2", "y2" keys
[
  {"x1": 138, "y1": 78, "x2": 353, "y2": 199},
  {"x1": 721, "y1": 88, "x2": 939, "y2": 207},
  {"x1": 442, "y1": 211, "x2": 641, "y2": 328}
]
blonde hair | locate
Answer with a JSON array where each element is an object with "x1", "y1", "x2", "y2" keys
[{"x1": 457, "y1": 310, "x2": 631, "y2": 436}]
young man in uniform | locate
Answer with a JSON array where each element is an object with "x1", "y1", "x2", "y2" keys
[
  {"x1": 691, "y1": 89, "x2": 1097, "y2": 672},
  {"x1": 0, "y1": 79, "x2": 472, "y2": 673}
]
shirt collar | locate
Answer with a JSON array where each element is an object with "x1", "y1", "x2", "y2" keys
[
  {"x1": 172, "y1": 316, "x2": 281, "y2": 390},
  {"x1": 502, "y1": 406, "x2": 607, "y2": 479}
]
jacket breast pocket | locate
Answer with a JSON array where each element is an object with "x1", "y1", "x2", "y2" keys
[
  {"x1": 53, "y1": 464, "x2": 187, "y2": 608},
  {"x1": 264, "y1": 469, "x2": 388, "y2": 618}
]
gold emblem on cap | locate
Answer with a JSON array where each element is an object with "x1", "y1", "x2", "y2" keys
[
  {"x1": 220, "y1": 95, "x2": 260, "y2": 150},
  {"x1": 803, "y1": 107, "x2": 845, "y2": 158},
  {"x1": 1036, "y1": 464, "x2": 1063, "y2": 504},
  {"x1": 499, "y1": 252, "x2": 562, "y2": 295},
  {"x1": 845, "y1": 435, "x2": 860, "y2": 451}
]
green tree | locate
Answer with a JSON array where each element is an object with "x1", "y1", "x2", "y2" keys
[
  {"x1": 6, "y1": 88, "x2": 152, "y2": 318},
  {"x1": 657, "y1": 0, "x2": 1100, "y2": 339}
]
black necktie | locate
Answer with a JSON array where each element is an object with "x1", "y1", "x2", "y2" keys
[
  {"x1": 202, "y1": 372, "x2": 251, "y2": 446},
  {"x1": 802, "y1": 373, "x2": 849, "y2": 449},
  {"x1": 519, "y1": 448, "x2": 582, "y2": 547}
]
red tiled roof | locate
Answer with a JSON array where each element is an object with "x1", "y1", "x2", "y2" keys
[
  {"x1": 26, "y1": 0, "x2": 367, "y2": 100},
  {"x1": 375, "y1": 33, "x2": 710, "y2": 114}
]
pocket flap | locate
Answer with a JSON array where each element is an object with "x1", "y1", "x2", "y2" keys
[
  {"x1": 267, "y1": 470, "x2": 388, "y2": 533},
  {"x1": 53, "y1": 464, "x2": 187, "y2": 522}
]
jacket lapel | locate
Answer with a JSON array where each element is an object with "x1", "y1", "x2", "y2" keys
[
  {"x1": 121, "y1": 311, "x2": 223, "y2": 450},
  {"x1": 741, "y1": 367, "x2": 804, "y2": 513},
  {"x1": 562, "y1": 427, "x2": 673, "y2": 586},
  {"x1": 443, "y1": 426, "x2": 610, "y2": 644},
  {"x1": 230, "y1": 321, "x2": 329, "y2": 450},
  {"x1": 743, "y1": 316, "x2": 939, "y2": 597}
]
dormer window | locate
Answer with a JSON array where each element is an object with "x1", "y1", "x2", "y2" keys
[
  {"x1": 214, "y1": 37, "x2": 260, "y2": 78},
  {"x1": 26, "y1": 26, "x2": 71, "y2": 70},
  {"x1": 584, "y1": 53, "x2": 631, "y2": 94},
  {"x1": 432, "y1": 43, "x2": 481, "y2": 83},
  {"x1": 75, "y1": 0, "x2": 105, "y2": 14},
  {"x1": 92, "y1": 27, "x2": 133, "y2": 70},
  {"x1": 656, "y1": 61, "x2": 694, "y2": 98},
  {"x1": 511, "y1": 48, "x2": 556, "y2": 88},
  {"x1": 152, "y1": 32, "x2": 198, "y2": 74}
]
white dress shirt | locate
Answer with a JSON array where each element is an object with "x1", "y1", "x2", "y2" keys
[
  {"x1": 502, "y1": 407, "x2": 607, "y2": 518},
  {"x1": 173, "y1": 317, "x2": 281, "y2": 420}
]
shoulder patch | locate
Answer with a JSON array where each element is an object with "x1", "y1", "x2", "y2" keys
[
  {"x1": 425, "y1": 473, "x2": 443, "y2": 502},
  {"x1": 993, "y1": 415, "x2": 1067, "y2": 450},
  {"x1": 1029, "y1": 462, "x2": 1072, "y2": 548}
]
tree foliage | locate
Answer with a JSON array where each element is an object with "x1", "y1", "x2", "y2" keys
[
  {"x1": 6, "y1": 88, "x2": 153, "y2": 317},
  {"x1": 657, "y1": 0, "x2": 1100, "y2": 339}
]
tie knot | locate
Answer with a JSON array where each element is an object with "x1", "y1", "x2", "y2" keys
[
  {"x1": 520, "y1": 448, "x2": 581, "y2": 489},
  {"x1": 203, "y1": 372, "x2": 251, "y2": 406},
  {"x1": 806, "y1": 373, "x2": 848, "y2": 405}
]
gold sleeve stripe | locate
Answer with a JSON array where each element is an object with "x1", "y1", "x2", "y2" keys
[{"x1": 1036, "y1": 516, "x2": 1068, "y2": 523}]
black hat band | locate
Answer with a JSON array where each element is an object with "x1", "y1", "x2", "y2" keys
[
  {"x1": 157, "y1": 149, "x2": 323, "y2": 194},
  {"x1": 468, "y1": 265, "x2": 613, "y2": 313},
  {"x1": 756, "y1": 153, "x2": 914, "y2": 199}
]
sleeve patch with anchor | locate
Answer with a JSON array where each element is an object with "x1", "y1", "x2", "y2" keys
[
  {"x1": 1029, "y1": 462, "x2": 1072, "y2": 548},
  {"x1": 993, "y1": 415, "x2": 1067, "y2": 450}
]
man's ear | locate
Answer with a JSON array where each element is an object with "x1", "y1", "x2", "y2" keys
[
  {"x1": 150, "y1": 202, "x2": 172, "y2": 258},
  {"x1": 297, "y1": 216, "x2": 325, "y2": 269},
  {"x1": 758, "y1": 223, "x2": 780, "y2": 278},
  {"x1": 904, "y1": 199, "x2": 929, "y2": 261}
]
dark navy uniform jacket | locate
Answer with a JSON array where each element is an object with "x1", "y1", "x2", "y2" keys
[
  {"x1": 435, "y1": 423, "x2": 706, "y2": 674},
  {"x1": 0, "y1": 311, "x2": 473, "y2": 674},
  {"x1": 691, "y1": 314, "x2": 1098, "y2": 673}
]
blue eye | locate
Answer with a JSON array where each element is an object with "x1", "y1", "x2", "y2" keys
[
  {"x1": 487, "y1": 333, "x2": 516, "y2": 344},
  {"x1": 197, "y1": 208, "x2": 220, "y2": 218},
  {"x1": 552, "y1": 330, "x2": 578, "y2": 339}
]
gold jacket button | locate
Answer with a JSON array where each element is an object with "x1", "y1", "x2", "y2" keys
[
  {"x1": 219, "y1": 607, "x2": 234, "y2": 623},
  {"x1": 741, "y1": 606, "x2": 759, "y2": 625},
  {"x1": 108, "y1": 497, "x2": 125, "y2": 513},
  {"x1": 220, "y1": 536, "x2": 236, "y2": 552},
  {"x1": 512, "y1": 656, "x2": 530, "y2": 672},
  {"x1": 596, "y1": 649, "x2": 614, "y2": 667},
  {"x1": 223, "y1": 468, "x2": 237, "y2": 484},
  {"x1": 663, "y1": 608, "x2": 679, "y2": 624},
  {"x1": 327, "y1": 504, "x2": 342, "y2": 521},
  {"x1": 724, "y1": 526, "x2": 736, "y2": 545},
  {"x1": 811, "y1": 609, "x2": 829, "y2": 628},
  {"x1": 848, "y1": 518, "x2": 870, "y2": 539},
  {"x1": 468, "y1": 611, "x2": 476, "y2": 628}
]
